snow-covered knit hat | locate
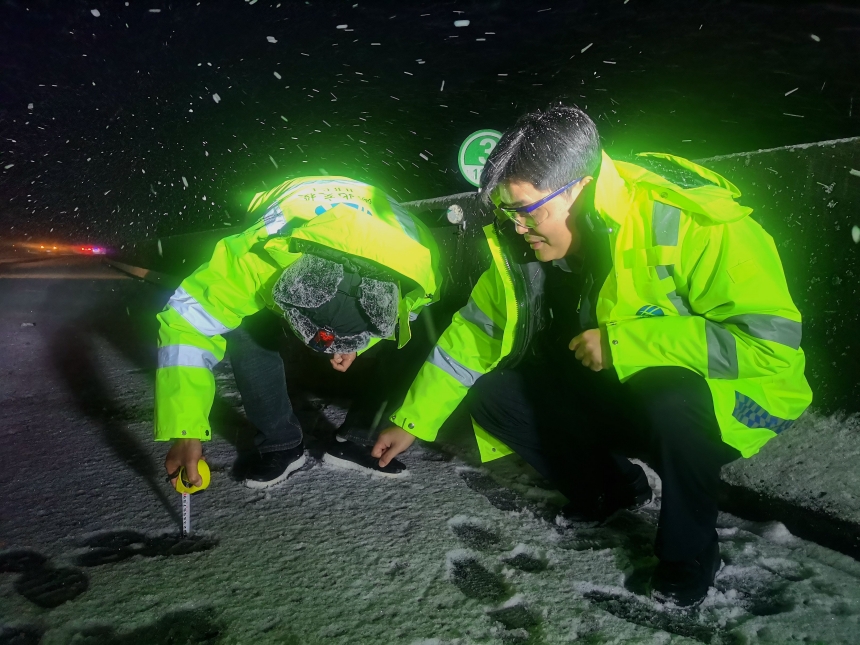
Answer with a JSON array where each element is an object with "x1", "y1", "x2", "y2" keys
[{"x1": 273, "y1": 252, "x2": 399, "y2": 354}]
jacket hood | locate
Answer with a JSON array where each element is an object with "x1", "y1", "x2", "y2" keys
[{"x1": 600, "y1": 151, "x2": 753, "y2": 225}]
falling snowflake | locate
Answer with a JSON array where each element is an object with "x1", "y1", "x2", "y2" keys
[
  {"x1": 267, "y1": 36, "x2": 277, "y2": 43},
  {"x1": 212, "y1": 93, "x2": 221, "y2": 103}
]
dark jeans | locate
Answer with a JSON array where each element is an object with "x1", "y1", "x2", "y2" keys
[
  {"x1": 467, "y1": 361, "x2": 741, "y2": 562},
  {"x1": 225, "y1": 310, "x2": 303, "y2": 453},
  {"x1": 225, "y1": 309, "x2": 431, "y2": 452}
]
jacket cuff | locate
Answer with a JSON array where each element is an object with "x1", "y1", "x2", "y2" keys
[
  {"x1": 153, "y1": 426, "x2": 213, "y2": 442},
  {"x1": 389, "y1": 409, "x2": 438, "y2": 442}
]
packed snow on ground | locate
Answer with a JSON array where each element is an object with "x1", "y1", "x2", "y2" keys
[
  {"x1": 723, "y1": 409, "x2": 860, "y2": 525},
  {"x1": 2, "y1": 296, "x2": 860, "y2": 644}
]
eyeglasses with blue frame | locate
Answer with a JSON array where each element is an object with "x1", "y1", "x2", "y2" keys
[{"x1": 493, "y1": 177, "x2": 583, "y2": 229}]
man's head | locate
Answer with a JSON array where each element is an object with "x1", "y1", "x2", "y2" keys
[{"x1": 480, "y1": 106, "x2": 601, "y2": 262}]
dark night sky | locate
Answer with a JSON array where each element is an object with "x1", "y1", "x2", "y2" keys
[{"x1": 1, "y1": 0, "x2": 858, "y2": 246}]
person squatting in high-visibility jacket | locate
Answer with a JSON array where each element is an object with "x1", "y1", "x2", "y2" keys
[
  {"x1": 372, "y1": 107, "x2": 812, "y2": 607},
  {"x1": 156, "y1": 177, "x2": 441, "y2": 489}
]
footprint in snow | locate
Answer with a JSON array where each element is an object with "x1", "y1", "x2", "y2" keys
[
  {"x1": 448, "y1": 516, "x2": 501, "y2": 551},
  {"x1": 501, "y1": 545, "x2": 547, "y2": 573},
  {"x1": 59, "y1": 606, "x2": 223, "y2": 644},
  {"x1": 446, "y1": 550, "x2": 511, "y2": 602},
  {"x1": 73, "y1": 529, "x2": 218, "y2": 567},
  {"x1": 0, "y1": 624, "x2": 43, "y2": 645},
  {"x1": 0, "y1": 548, "x2": 88, "y2": 610},
  {"x1": 458, "y1": 469, "x2": 525, "y2": 513},
  {"x1": 579, "y1": 585, "x2": 733, "y2": 644}
]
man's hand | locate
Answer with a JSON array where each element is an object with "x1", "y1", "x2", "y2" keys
[
  {"x1": 371, "y1": 425, "x2": 416, "y2": 467},
  {"x1": 569, "y1": 327, "x2": 613, "y2": 372},
  {"x1": 165, "y1": 438, "x2": 204, "y2": 488},
  {"x1": 330, "y1": 352, "x2": 357, "y2": 373}
]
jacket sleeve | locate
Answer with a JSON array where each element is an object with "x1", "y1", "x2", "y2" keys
[
  {"x1": 154, "y1": 228, "x2": 280, "y2": 441},
  {"x1": 606, "y1": 214, "x2": 804, "y2": 383},
  {"x1": 390, "y1": 266, "x2": 507, "y2": 441}
]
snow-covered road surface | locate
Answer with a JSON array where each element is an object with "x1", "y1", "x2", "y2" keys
[{"x1": 2, "y1": 258, "x2": 860, "y2": 644}]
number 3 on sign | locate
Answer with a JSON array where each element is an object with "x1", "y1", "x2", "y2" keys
[
  {"x1": 458, "y1": 129, "x2": 502, "y2": 188},
  {"x1": 477, "y1": 138, "x2": 497, "y2": 164}
]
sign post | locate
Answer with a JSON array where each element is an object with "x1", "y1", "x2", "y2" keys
[{"x1": 458, "y1": 129, "x2": 502, "y2": 188}]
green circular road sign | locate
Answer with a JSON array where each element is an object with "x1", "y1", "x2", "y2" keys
[{"x1": 458, "y1": 129, "x2": 502, "y2": 188}]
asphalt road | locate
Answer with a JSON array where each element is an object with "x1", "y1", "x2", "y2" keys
[
  {"x1": 0, "y1": 256, "x2": 173, "y2": 549},
  {"x1": 3, "y1": 256, "x2": 860, "y2": 644}
]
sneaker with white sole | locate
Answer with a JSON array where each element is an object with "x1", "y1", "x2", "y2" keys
[
  {"x1": 322, "y1": 438, "x2": 408, "y2": 478},
  {"x1": 240, "y1": 443, "x2": 307, "y2": 489}
]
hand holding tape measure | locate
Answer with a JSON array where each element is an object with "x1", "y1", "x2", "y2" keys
[
  {"x1": 173, "y1": 459, "x2": 211, "y2": 494},
  {"x1": 165, "y1": 439, "x2": 211, "y2": 537},
  {"x1": 164, "y1": 439, "x2": 209, "y2": 490}
]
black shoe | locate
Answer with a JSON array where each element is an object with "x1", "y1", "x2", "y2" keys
[
  {"x1": 322, "y1": 438, "x2": 408, "y2": 478},
  {"x1": 239, "y1": 444, "x2": 306, "y2": 489},
  {"x1": 560, "y1": 466, "x2": 653, "y2": 523},
  {"x1": 651, "y1": 535, "x2": 721, "y2": 607}
]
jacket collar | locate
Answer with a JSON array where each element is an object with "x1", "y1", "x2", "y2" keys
[{"x1": 592, "y1": 150, "x2": 632, "y2": 227}]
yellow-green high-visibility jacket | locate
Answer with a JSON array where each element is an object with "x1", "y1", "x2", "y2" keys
[
  {"x1": 391, "y1": 152, "x2": 812, "y2": 461},
  {"x1": 155, "y1": 176, "x2": 441, "y2": 442}
]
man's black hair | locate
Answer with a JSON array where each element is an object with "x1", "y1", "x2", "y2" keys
[{"x1": 479, "y1": 106, "x2": 601, "y2": 204}]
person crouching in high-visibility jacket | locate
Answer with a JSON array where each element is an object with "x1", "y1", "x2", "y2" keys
[
  {"x1": 372, "y1": 107, "x2": 812, "y2": 607},
  {"x1": 156, "y1": 176, "x2": 441, "y2": 489}
]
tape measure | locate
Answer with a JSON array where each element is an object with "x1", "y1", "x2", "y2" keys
[{"x1": 174, "y1": 459, "x2": 211, "y2": 494}]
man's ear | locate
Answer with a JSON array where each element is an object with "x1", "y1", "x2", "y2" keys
[{"x1": 567, "y1": 176, "x2": 595, "y2": 214}]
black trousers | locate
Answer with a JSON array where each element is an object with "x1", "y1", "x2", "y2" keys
[
  {"x1": 225, "y1": 308, "x2": 430, "y2": 452},
  {"x1": 467, "y1": 361, "x2": 741, "y2": 562}
]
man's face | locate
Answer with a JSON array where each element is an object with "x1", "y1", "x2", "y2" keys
[{"x1": 496, "y1": 177, "x2": 593, "y2": 262}]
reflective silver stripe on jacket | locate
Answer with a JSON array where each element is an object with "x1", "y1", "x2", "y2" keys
[
  {"x1": 732, "y1": 391, "x2": 793, "y2": 434},
  {"x1": 723, "y1": 314, "x2": 802, "y2": 350},
  {"x1": 168, "y1": 286, "x2": 234, "y2": 336},
  {"x1": 158, "y1": 344, "x2": 220, "y2": 370},
  {"x1": 655, "y1": 265, "x2": 691, "y2": 315},
  {"x1": 652, "y1": 202, "x2": 681, "y2": 246},
  {"x1": 386, "y1": 198, "x2": 422, "y2": 244},
  {"x1": 705, "y1": 320, "x2": 738, "y2": 379},
  {"x1": 666, "y1": 291, "x2": 691, "y2": 315},
  {"x1": 264, "y1": 202, "x2": 287, "y2": 235},
  {"x1": 427, "y1": 346, "x2": 483, "y2": 387},
  {"x1": 459, "y1": 298, "x2": 503, "y2": 339}
]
